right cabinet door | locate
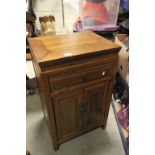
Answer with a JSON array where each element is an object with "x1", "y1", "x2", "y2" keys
[{"x1": 83, "y1": 82, "x2": 109, "y2": 130}]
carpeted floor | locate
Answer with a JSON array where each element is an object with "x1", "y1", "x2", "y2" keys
[{"x1": 26, "y1": 92, "x2": 125, "y2": 155}]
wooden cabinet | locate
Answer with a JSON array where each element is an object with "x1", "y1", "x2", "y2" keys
[
  {"x1": 28, "y1": 31, "x2": 120, "y2": 150},
  {"x1": 53, "y1": 90, "x2": 83, "y2": 143},
  {"x1": 53, "y1": 82, "x2": 109, "y2": 143},
  {"x1": 83, "y1": 82, "x2": 109, "y2": 130}
]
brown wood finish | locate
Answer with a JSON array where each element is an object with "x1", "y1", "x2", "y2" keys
[
  {"x1": 83, "y1": 82, "x2": 109, "y2": 130},
  {"x1": 53, "y1": 90, "x2": 83, "y2": 142},
  {"x1": 28, "y1": 31, "x2": 120, "y2": 68},
  {"x1": 28, "y1": 31, "x2": 120, "y2": 151},
  {"x1": 50, "y1": 63, "x2": 113, "y2": 91}
]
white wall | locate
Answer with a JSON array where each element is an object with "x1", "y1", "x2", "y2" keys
[{"x1": 33, "y1": 0, "x2": 80, "y2": 33}]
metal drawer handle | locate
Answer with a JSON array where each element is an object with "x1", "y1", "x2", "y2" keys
[{"x1": 102, "y1": 71, "x2": 106, "y2": 76}]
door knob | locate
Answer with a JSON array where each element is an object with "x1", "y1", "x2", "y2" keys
[
  {"x1": 102, "y1": 71, "x2": 106, "y2": 76},
  {"x1": 80, "y1": 105, "x2": 84, "y2": 113},
  {"x1": 79, "y1": 105, "x2": 88, "y2": 113},
  {"x1": 83, "y1": 105, "x2": 88, "y2": 112}
]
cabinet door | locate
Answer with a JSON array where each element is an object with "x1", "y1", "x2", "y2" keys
[
  {"x1": 53, "y1": 90, "x2": 83, "y2": 142},
  {"x1": 83, "y1": 82, "x2": 109, "y2": 130}
]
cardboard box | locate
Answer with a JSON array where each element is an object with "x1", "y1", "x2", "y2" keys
[{"x1": 115, "y1": 34, "x2": 129, "y2": 80}]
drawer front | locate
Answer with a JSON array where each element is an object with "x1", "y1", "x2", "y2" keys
[{"x1": 50, "y1": 64, "x2": 113, "y2": 91}]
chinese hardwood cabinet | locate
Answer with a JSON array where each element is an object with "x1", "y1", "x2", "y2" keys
[{"x1": 28, "y1": 31, "x2": 120, "y2": 150}]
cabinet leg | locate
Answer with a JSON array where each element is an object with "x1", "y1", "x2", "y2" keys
[
  {"x1": 101, "y1": 124, "x2": 106, "y2": 130},
  {"x1": 53, "y1": 144, "x2": 59, "y2": 151}
]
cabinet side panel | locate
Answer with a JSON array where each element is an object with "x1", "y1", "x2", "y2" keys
[
  {"x1": 32, "y1": 59, "x2": 59, "y2": 150},
  {"x1": 103, "y1": 78, "x2": 115, "y2": 126},
  {"x1": 103, "y1": 55, "x2": 118, "y2": 127}
]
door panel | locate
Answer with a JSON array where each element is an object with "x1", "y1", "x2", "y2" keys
[
  {"x1": 53, "y1": 90, "x2": 83, "y2": 142},
  {"x1": 83, "y1": 82, "x2": 109, "y2": 130}
]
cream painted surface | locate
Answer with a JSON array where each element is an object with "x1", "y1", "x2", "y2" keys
[
  {"x1": 64, "y1": 3, "x2": 79, "y2": 32},
  {"x1": 33, "y1": 0, "x2": 62, "y2": 12},
  {"x1": 26, "y1": 61, "x2": 35, "y2": 78}
]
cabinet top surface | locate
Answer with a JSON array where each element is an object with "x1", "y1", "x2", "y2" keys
[{"x1": 28, "y1": 31, "x2": 120, "y2": 66}]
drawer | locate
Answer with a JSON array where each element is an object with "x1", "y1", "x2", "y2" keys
[{"x1": 50, "y1": 64, "x2": 113, "y2": 91}]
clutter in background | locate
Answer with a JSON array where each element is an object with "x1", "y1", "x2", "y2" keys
[
  {"x1": 81, "y1": 0, "x2": 120, "y2": 28},
  {"x1": 113, "y1": 72, "x2": 129, "y2": 154},
  {"x1": 39, "y1": 15, "x2": 56, "y2": 35},
  {"x1": 115, "y1": 34, "x2": 129, "y2": 81},
  {"x1": 83, "y1": 0, "x2": 109, "y2": 26},
  {"x1": 117, "y1": 6, "x2": 129, "y2": 34}
]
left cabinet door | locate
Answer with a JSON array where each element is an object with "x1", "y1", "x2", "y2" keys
[{"x1": 53, "y1": 90, "x2": 83, "y2": 143}]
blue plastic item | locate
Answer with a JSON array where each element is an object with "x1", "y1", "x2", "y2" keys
[{"x1": 120, "y1": 0, "x2": 129, "y2": 9}]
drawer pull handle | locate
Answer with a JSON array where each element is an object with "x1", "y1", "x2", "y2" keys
[{"x1": 102, "y1": 71, "x2": 106, "y2": 76}]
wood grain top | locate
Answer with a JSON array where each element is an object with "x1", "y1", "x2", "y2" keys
[{"x1": 28, "y1": 31, "x2": 120, "y2": 67}]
